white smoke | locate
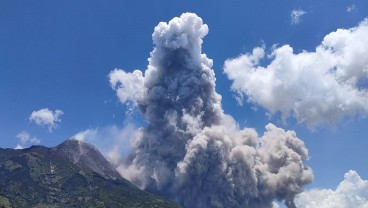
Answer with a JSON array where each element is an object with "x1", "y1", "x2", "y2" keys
[
  {"x1": 295, "y1": 170, "x2": 368, "y2": 208},
  {"x1": 109, "y1": 13, "x2": 312, "y2": 208},
  {"x1": 71, "y1": 124, "x2": 136, "y2": 166},
  {"x1": 224, "y1": 19, "x2": 368, "y2": 128}
]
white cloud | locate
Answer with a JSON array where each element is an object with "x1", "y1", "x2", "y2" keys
[
  {"x1": 16, "y1": 131, "x2": 40, "y2": 144},
  {"x1": 109, "y1": 69, "x2": 145, "y2": 106},
  {"x1": 29, "y1": 108, "x2": 63, "y2": 132},
  {"x1": 347, "y1": 4, "x2": 356, "y2": 12},
  {"x1": 14, "y1": 144, "x2": 24, "y2": 149},
  {"x1": 15, "y1": 131, "x2": 40, "y2": 149},
  {"x1": 295, "y1": 170, "x2": 368, "y2": 208},
  {"x1": 71, "y1": 123, "x2": 137, "y2": 166},
  {"x1": 291, "y1": 9, "x2": 307, "y2": 25},
  {"x1": 224, "y1": 19, "x2": 368, "y2": 128}
]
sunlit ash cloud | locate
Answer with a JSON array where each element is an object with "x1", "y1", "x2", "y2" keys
[
  {"x1": 225, "y1": 19, "x2": 368, "y2": 128},
  {"x1": 109, "y1": 13, "x2": 312, "y2": 208}
]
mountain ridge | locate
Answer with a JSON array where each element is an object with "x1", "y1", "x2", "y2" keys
[
  {"x1": 53, "y1": 139, "x2": 123, "y2": 181},
  {"x1": 0, "y1": 139, "x2": 181, "y2": 208}
]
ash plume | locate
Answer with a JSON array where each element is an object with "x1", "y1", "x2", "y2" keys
[{"x1": 109, "y1": 13, "x2": 313, "y2": 208}]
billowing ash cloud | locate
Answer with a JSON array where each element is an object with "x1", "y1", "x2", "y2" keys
[
  {"x1": 109, "y1": 13, "x2": 312, "y2": 208},
  {"x1": 295, "y1": 170, "x2": 368, "y2": 208},
  {"x1": 224, "y1": 19, "x2": 368, "y2": 128}
]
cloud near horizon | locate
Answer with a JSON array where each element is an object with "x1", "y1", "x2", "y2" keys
[
  {"x1": 224, "y1": 18, "x2": 368, "y2": 128},
  {"x1": 29, "y1": 108, "x2": 63, "y2": 132},
  {"x1": 15, "y1": 131, "x2": 40, "y2": 149},
  {"x1": 109, "y1": 13, "x2": 312, "y2": 208},
  {"x1": 295, "y1": 170, "x2": 368, "y2": 207}
]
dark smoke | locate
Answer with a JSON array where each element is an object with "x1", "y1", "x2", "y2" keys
[{"x1": 109, "y1": 13, "x2": 313, "y2": 208}]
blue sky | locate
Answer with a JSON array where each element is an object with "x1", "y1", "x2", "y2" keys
[{"x1": 1, "y1": 1, "x2": 368, "y2": 206}]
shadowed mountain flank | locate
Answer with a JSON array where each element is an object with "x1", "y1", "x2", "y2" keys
[{"x1": 0, "y1": 139, "x2": 181, "y2": 208}]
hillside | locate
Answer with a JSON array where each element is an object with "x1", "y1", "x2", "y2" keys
[{"x1": 0, "y1": 139, "x2": 181, "y2": 208}]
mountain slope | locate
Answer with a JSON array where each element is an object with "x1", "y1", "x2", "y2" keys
[{"x1": 0, "y1": 140, "x2": 181, "y2": 208}]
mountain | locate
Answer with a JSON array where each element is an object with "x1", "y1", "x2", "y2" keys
[{"x1": 0, "y1": 139, "x2": 181, "y2": 208}]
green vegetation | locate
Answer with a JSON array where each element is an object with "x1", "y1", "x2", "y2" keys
[
  {"x1": 1, "y1": 160, "x2": 22, "y2": 171},
  {"x1": 0, "y1": 143, "x2": 181, "y2": 208}
]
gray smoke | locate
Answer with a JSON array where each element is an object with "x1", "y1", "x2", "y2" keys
[{"x1": 109, "y1": 13, "x2": 313, "y2": 208}]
